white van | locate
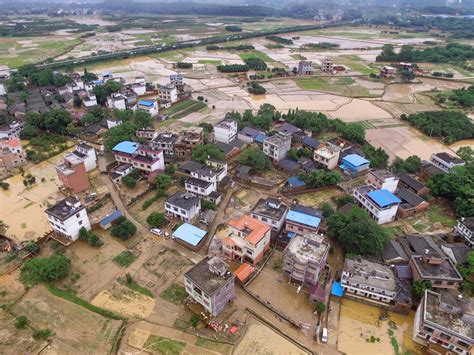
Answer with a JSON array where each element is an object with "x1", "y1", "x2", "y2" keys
[{"x1": 321, "y1": 328, "x2": 328, "y2": 343}]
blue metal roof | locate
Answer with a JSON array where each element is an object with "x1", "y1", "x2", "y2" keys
[
  {"x1": 112, "y1": 141, "x2": 139, "y2": 154},
  {"x1": 255, "y1": 134, "x2": 266, "y2": 144},
  {"x1": 287, "y1": 176, "x2": 306, "y2": 188},
  {"x1": 92, "y1": 79, "x2": 104, "y2": 85},
  {"x1": 342, "y1": 154, "x2": 370, "y2": 167},
  {"x1": 331, "y1": 282, "x2": 344, "y2": 297},
  {"x1": 138, "y1": 100, "x2": 155, "y2": 107},
  {"x1": 173, "y1": 223, "x2": 207, "y2": 246},
  {"x1": 368, "y1": 189, "x2": 401, "y2": 208},
  {"x1": 286, "y1": 210, "x2": 321, "y2": 228},
  {"x1": 99, "y1": 210, "x2": 123, "y2": 227}
]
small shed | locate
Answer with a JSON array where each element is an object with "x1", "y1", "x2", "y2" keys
[
  {"x1": 173, "y1": 223, "x2": 207, "y2": 251},
  {"x1": 99, "y1": 210, "x2": 123, "y2": 229},
  {"x1": 233, "y1": 263, "x2": 254, "y2": 284}
]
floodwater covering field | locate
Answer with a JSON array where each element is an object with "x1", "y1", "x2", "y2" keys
[{"x1": 338, "y1": 299, "x2": 423, "y2": 355}]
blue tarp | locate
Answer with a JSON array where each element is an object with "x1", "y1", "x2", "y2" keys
[
  {"x1": 255, "y1": 134, "x2": 266, "y2": 144},
  {"x1": 138, "y1": 100, "x2": 155, "y2": 107},
  {"x1": 286, "y1": 210, "x2": 321, "y2": 228},
  {"x1": 173, "y1": 223, "x2": 207, "y2": 246},
  {"x1": 99, "y1": 210, "x2": 123, "y2": 228},
  {"x1": 112, "y1": 141, "x2": 139, "y2": 154},
  {"x1": 368, "y1": 189, "x2": 401, "y2": 208},
  {"x1": 287, "y1": 176, "x2": 306, "y2": 188},
  {"x1": 331, "y1": 282, "x2": 344, "y2": 297}
]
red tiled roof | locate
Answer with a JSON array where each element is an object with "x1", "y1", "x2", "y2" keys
[{"x1": 227, "y1": 215, "x2": 270, "y2": 246}]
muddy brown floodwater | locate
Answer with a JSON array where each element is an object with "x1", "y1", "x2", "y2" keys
[{"x1": 338, "y1": 299, "x2": 423, "y2": 355}]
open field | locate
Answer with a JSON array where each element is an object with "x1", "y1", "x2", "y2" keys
[{"x1": 12, "y1": 285, "x2": 123, "y2": 354}]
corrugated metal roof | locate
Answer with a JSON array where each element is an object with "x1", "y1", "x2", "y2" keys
[
  {"x1": 342, "y1": 154, "x2": 370, "y2": 167},
  {"x1": 112, "y1": 141, "x2": 139, "y2": 154},
  {"x1": 172, "y1": 223, "x2": 207, "y2": 246},
  {"x1": 367, "y1": 189, "x2": 401, "y2": 208},
  {"x1": 287, "y1": 176, "x2": 305, "y2": 187},
  {"x1": 99, "y1": 210, "x2": 123, "y2": 227},
  {"x1": 138, "y1": 100, "x2": 155, "y2": 107},
  {"x1": 286, "y1": 210, "x2": 321, "y2": 228}
]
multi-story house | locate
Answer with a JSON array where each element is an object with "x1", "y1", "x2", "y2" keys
[
  {"x1": 0, "y1": 121, "x2": 25, "y2": 139},
  {"x1": 170, "y1": 73, "x2": 184, "y2": 87},
  {"x1": 223, "y1": 215, "x2": 271, "y2": 265},
  {"x1": 380, "y1": 65, "x2": 396, "y2": 78},
  {"x1": 135, "y1": 129, "x2": 158, "y2": 141},
  {"x1": 455, "y1": 217, "x2": 474, "y2": 248},
  {"x1": 83, "y1": 94, "x2": 97, "y2": 107},
  {"x1": 283, "y1": 233, "x2": 329, "y2": 288},
  {"x1": 185, "y1": 177, "x2": 217, "y2": 201},
  {"x1": 74, "y1": 142, "x2": 97, "y2": 172},
  {"x1": 174, "y1": 128, "x2": 204, "y2": 160},
  {"x1": 112, "y1": 141, "x2": 165, "y2": 176},
  {"x1": 137, "y1": 100, "x2": 159, "y2": 116},
  {"x1": 0, "y1": 138, "x2": 26, "y2": 168},
  {"x1": 165, "y1": 191, "x2": 201, "y2": 222},
  {"x1": 184, "y1": 256, "x2": 235, "y2": 316},
  {"x1": 131, "y1": 82, "x2": 146, "y2": 96},
  {"x1": 366, "y1": 169, "x2": 399, "y2": 193},
  {"x1": 56, "y1": 153, "x2": 90, "y2": 193},
  {"x1": 341, "y1": 257, "x2": 398, "y2": 304},
  {"x1": 158, "y1": 83, "x2": 178, "y2": 104},
  {"x1": 106, "y1": 93, "x2": 127, "y2": 110},
  {"x1": 297, "y1": 60, "x2": 314, "y2": 75},
  {"x1": 45, "y1": 196, "x2": 91, "y2": 241},
  {"x1": 110, "y1": 163, "x2": 134, "y2": 183},
  {"x1": 285, "y1": 205, "x2": 322, "y2": 236},
  {"x1": 263, "y1": 134, "x2": 292, "y2": 163},
  {"x1": 430, "y1": 152, "x2": 465, "y2": 173},
  {"x1": 353, "y1": 186, "x2": 401, "y2": 224},
  {"x1": 413, "y1": 290, "x2": 473, "y2": 355},
  {"x1": 152, "y1": 132, "x2": 177, "y2": 159},
  {"x1": 214, "y1": 119, "x2": 238, "y2": 144},
  {"x1": 250, "y1": 197, "x2": 289, "y2": 232},
  {"x1": 321, "y1": 58, "x2": 333, "y2": 73},
  {"x1": 205, "y1": 158, "x2": 228, "y2": 182},
  {"x1": 313, "y1": 143, "x2": 340, "y2": 170},
  {"x1": 399, "y1": 234, "x2": 463, "y2": 289}
]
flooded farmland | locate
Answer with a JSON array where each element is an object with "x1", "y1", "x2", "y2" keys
[{"x1": 338, "y1": 299, "x2": 423, "y2": 355}]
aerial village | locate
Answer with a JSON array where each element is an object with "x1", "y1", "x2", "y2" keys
[{"x1": 0, "y1": 12, "x2": 473, "y2": 355}]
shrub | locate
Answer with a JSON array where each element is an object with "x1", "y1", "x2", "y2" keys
[
  {"x1": 20, "y1": 254, "x2": 71, "y2": 285},
  {"x1": 14, "y1": 316, "x2": 28, "y2": 329},
  {"x1": 110, "y1": 217, "x2": 137, "y2": 240},
  {"x1": 33, "y1": 329, "x2": 53, "y2": 340},
  {"x1": 146, "y1": 212, "x2": 166, "y2": 227}
]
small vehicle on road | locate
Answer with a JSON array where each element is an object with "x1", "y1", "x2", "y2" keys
[
  {"x1": 321, "y1": 328, "x2": 328, "y2": 343},
  {"x1": 150, "y1": 228, "x2": 162, "y2": 236}
]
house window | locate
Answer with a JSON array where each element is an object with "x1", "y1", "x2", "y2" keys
[
  {"x1": 76, "y1": 213, "x2": 80, "y2": 218},
  {"x1": 79, "y1": 221, "x2": 83, "y2": 226}
]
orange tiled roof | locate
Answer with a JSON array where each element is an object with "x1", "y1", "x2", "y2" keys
[
  {"x1": 223, "y1": 236, "x2": 235, "y2": 247},
  {"x1": 233, "y1": 263, "x2": 254, "y2": 283},
  {"x1": 227, "y1": 215, "x2": 270, "y2": 246}
]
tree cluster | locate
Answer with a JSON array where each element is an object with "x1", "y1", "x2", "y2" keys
[
  {"x1": 20, "y1": 109, "x2": 72, "y2": 139},
  {"x1": 238, "y1": 146, "x2": 272, "y2": 171},
  {"x1": 192, "y1": 144, "x2": 224, "y2": 163},
  {"x1": 401, "y1": 111, "x2": 474, "y2": 144},
  {"x1": 79, "y1": 227, "x2": 104, "y2": 247},
  {"x1": 110, "y1": 216, "x2": 137, "y2": 240},
  {"x1": 176, "y1": 62, "x2": 193, "y2": 69},
  {"x1": 448, "y1": 85, "x2": 474, "y2": 108},
  {"x1": 391, "y1": 155, "x2": 422, "y2": 174},
  {"x1": 248, "y1": 81, "x2": 266, "y2": 95},
  {"x1": 244, "y1": 57, "x2": 267, "y2": 71},
  {"x1": 266, "y1": 35, "x2": 293, "y2": 45},
  {"x1": 224, "y1": 25, "x2": 242, "y2": 32},
  {"x1": 226, "y1": 103, "x2": 281, "y2": 130},
  {"x1": 20, "y1": 254, "x2": 71, "y2": 285},
  {"x1": 376, "y1": 43, "x2": 474, "y2": 64},
  {"x1": 300, "y1": 170, "x2": 342, "y2": 188},
  {"x1": 217, "y1": 64, "x2": 249, "y2": 73},
  {"x1": 362, "y1": 145, "x2": 389, "y2": 168}
]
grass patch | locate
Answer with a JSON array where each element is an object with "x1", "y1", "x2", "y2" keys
[
  {"x1": 164, "y1": 100, "x2": 207, "y2": 120},
  {"x1": 427, "y1": 205, "x2": 456, "y2": 228},
  {"x1": 46, "y1": 284, "x2": 125, "y2": 320},
  {"x1": 113, "y1": 251, "x2": 136, "y2": 268},
  {"x1": 25, "y1": 134, "x2": 72, "y2": 164},
  {"x1": 383, "y1": 225, "x2": 405, "y2": 239},
  {"x1": 198, "y1": 59, "x2": 221, "y2": 65},
  {"x1": 413, "y1": 222, "x2": 429, "y2": 232},
  {"x1": 163, "y1": 98, "x2": 199, "y2": 115},
  {"x1": 121, "y1": 279, "x2": 154, "y2": 298},
  {"x1": 173, "y1": 318, "x2": 189, "y2": 332},
  {"x1": 296, "y1": 77, "x2": 371, "y2": 97},
  {"x1": 195, "y1": 338, "x2": 232, "y2": 354},
  {"x1": 144, "y1": 335, "x2": 185, "y2": 355},
  {"x1": 239, "y1": 50, "x2": 274, "y2": 62},
  {"x1": 160, "y1": 283, "x2": 187, "y2": 305}
]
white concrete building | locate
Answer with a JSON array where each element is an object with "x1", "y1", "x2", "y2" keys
[
  {"x1": 250, "y1": 197, "x2": 288, "y2": 231},
  {"x1": 74, "y1": 142, "x2": 97, "y2": 172},
  {"x1": 131, "y1": 83, "x2": 146, "y2": 96},
  {"x1": 366, "y1": 169, "x2": 399, "y2": 193},
  {"x1": 321, "y1": 58, "x2": 333, "y2": 73},
  {"x1": 430, "y1": 152, "x2": 466, "y2": 173},
  {"x1": 170, "y1": 73, "x2": 184, "y2": 86},
  {"x1": 313, "y1": 144, "x2": 340, "y2": 170},
  {"x1": 353, "y1": 186, "x2": 401, "y2": 224},
  {"x1": 263, "y1": 134, "x2": 292, "y2": 163},
  {"x1": 137, "y1": 100, "x2": 159, "y2": 116},
  {"x1": 83, "y1": 94, "x2": 97, "y2": 107},
  {"x1": 455, "y1": 217, "x2": 474, "y2": 248},
  {"x1": 165, "y1": 191, "x2": 201, "y2": 222},
  {"x1": 107, "y1": 93, "x2": 127, "y2": 110},
  {"x1": 214, "y1": 119, "x2": 238, "y2": 144},
  {"x1": 342, "y1": 257, "x2": 397, "y2": 304},
  {"x1": 158, "y1": 83, "x2": 178, "y2": 104},
  {"x1": 297, "y1": 60, "x2": 314, "y2": 75},
  {"x1": 45, "y1": 196, "x2": 91, "y2": 241}
]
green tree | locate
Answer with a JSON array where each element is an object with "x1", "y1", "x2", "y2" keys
[
  {"x1": 83, "y1": 68, "x2": 98, "y2": 82},
  {"x1": 146, "y1": 212, "x2": 165, "y2": 227},
  {"x1": 192, "y1": 144, "x2": 224, "y2": 163},
  {"x1": 42, "y1": 109, "x2": 72, "y2": 134},
  {"x1": 320, "y1": 202, "x2": 335, "y2": 218},
  {"x1": 110, "y1": 217, "x2": 137, "y2": 240},
  {"x1": 238, "y1": 147, "x2": 271, "y2": 171},
  {"x1": 314, "y1": 301, "x2": 326, "y2": 314},
  {"x1": 391, "y1": 155, "x2": 422, "y2": 173},
  {"x1": 104, "y1": 122, "x2": 137, "y2": 150},
  {"x1": 20, "y1": 254, "x2": 71, "y2": 285},
  {"x1": 457, "y1": 146, "x2": 473, "y2": 162},
  {"x1": 286, "y1": 149, "x2": 299, "y2": 161},
  {"x1": 33, "y1": 329, "x2": 54, "y2": 340},
  {"x1": 133, "y1": 110, "x2": 154, "y2": 129},
  {"x1": 412, "y1": 280, "x2": 432, "y2": 302},
  {"x1": 342, "y1": 123, "x2": 365, "y2": 144},
  {"x1": 301, "y1": 170, "x2": 342, "y2": 188},
  {"x1": 327, "y1": 207, "x2": 388, "y2": 256},
  {"x1": 92, "y1": 80, "x2": 122, "y2": 104},
  {"x1": 202, "y1": 200, "x2": 217, "y2": 210},
  {"x1": 362, "y1": 145, "x2": 389, "y2": 168},
  {"x1": 155, "y1": 174, "x2": 172, "y2": 191},
  {"x1": 122, "y1": 175, "x2": 137, "y2": 188},
  {"x1": 20, "y1": 91, "x2": 29, "y2": 103}
]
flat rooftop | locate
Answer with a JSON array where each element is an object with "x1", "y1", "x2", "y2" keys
[
  {"x1": 285, "y1": 233, "x2": 329, "y2": 265},
  {"x1": 264, "y1": 134, "x2": 290, "y2": 147},
  {"x1": 251, "y1": 198, "x2": 288, "y2": 221},
  {"x1": 425, "y1": 290, "x2": 474, "y2": 340},
  {"x1": 45, "y1": 196, "x2": 84, "y2": 221},
  {"x1": 411, "y1": 256, "x2": 462, "y2": 281},
  {"x1": 343, "y1": 257, "x2": 396, "y2": 291},
  {"x1": 185, "y1": 256, "x2": 234, "y2": 296},
  {"x1": 315, "y1": 146, "x2": 337, "y2": 159}
]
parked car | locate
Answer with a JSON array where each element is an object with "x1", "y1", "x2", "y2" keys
[
  {"x1": 150, "y1": 228, "x2": 162, "y2": 236},
  {"x1": 164, "y1": 231, "x2": 170, "y2": 239},
  {"x1": 321, "y1": 328, "x2": 328, "y2": 343}
]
